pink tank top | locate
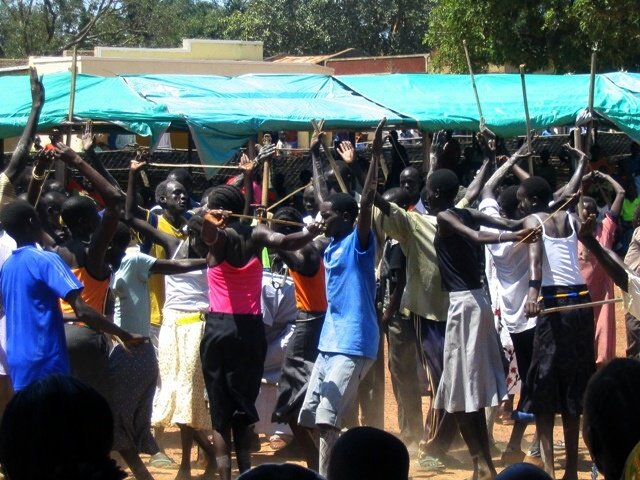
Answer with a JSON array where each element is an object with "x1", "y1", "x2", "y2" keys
[{"x1": 207, "y1": 256, "x2": 263, "y2": 315}]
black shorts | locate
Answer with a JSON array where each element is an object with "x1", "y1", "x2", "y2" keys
[
  {"x1": 523, "y1": 285, "x2": 596, "y2": 416},
  {"x1": 200, "y1": 312, "x2": 267, "y2": 432}
]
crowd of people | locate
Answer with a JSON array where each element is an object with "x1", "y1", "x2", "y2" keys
[{"x1": 1, "y1": 70, "x2": 640, "y2": 480}]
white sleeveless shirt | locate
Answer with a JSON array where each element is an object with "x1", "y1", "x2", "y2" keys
[{"x1": 532, "y1": 212, "x2": 585, "y2": 287}]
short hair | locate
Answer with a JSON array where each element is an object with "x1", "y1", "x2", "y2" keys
[
  {"x1": 520, "y1": 176, "x2": 553, "y2": 206},
  {"x1": 0, "y1": 200, "x2": 38, "y2": 240},
  {"x1": 427, "y1": 168, "x2": 459, "y2": 202},
  {"x1": 0, "y1": 374, "x2": 125, "y2": 480},
  {"x1": 328, "y1": 426, "x2": 409, "y2": 480},
  {"x1": 382, "y1": 187, "x2": 411, "y2": 209},
  {"x1": 273, "y1": 206, "x2": 303, "y2": 224},
  {"x1": 207, "y1": 184, "x2": 245, "y2": 215},
  {"x1": 496, "y1": 463, "x2": 552, "y2": 480},
  {"x1": 112, "y1": 222, "x2": 132, "y2": 250},
  {"x1": 61, "y1": 196, "x2": 98, "y2": 232},
  {"x1": 155, "y1": 180, "x2": 169, "y2": 204},
  {"x1": 167, "y1": 168, "x2": 193, "y2": 191},
  {"x1": 238, "y1": 463, "x2": 323, "y2": 480},
  {"x1": 498, "y1": 185, "x2": 520, "y2": 219},
  {"x1": 327, "y1": 192, "x2": 359, "y2": 221},
  {"x1": 584, "y1": 358, "x2": 640, "y2": 480}
]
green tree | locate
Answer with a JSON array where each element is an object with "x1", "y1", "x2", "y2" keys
[{"x1": 425, "y1": 0, "x2": 640, "y2": 73}]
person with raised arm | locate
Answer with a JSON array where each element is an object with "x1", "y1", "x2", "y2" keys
[
  {"x1": 479, "y1": 143, "x2": 588, "y2": 466},
  {"x1": 0, "y1": 68, "x2": 44, "y2": 208},
  {"x1": 520, "y1": 172, "x2": 595, "y2": 480},
  {"x1": 296, "y1": 119, "x2": 385, "y2": 477},
  {"x1": 335, "y1": 128, "x2": 493, "y2": 470},
  {"x1": 0, "y1": 200, "x2": 144, "y2": 393},
  {"x1": 51, "y1": 143, "x2": 124, "y2": 397},
  {"x1": 577, "y1": 170, "x2": 625, "y2": 366}
]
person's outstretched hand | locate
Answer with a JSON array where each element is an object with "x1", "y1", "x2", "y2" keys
[{"x1": 336, "y1": 141, "x2": 355, "y2": 164}]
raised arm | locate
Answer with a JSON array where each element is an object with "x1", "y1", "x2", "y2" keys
[
  {"x1": 427, "y1": 130, "x2": 446, "y2": 180},
  {"x1": 554, "y1": 144, "x2": 589, "y2": 202},
  {"x1": 81, "y1": 122, "x2": 122, "y2": 191},
  {"x1": 358, "y1": 119, "x2": 385, "y2": 249},
  {"x1": 598, "y1": 171, "x2": 625, "y2": 217},
  {"x1": 481, "y1": 143, "x2": 529, "y2": 200},
  {"x1": 238, "y1": 153, "x2": 256, "y2": 217},
  {"x1": 27, "y1": 149, "x2": 54, "y2": 206},
  {"x1": 5, "y1": 68, "x2": 44, "y2": 184},
  {"x1": 311, "y1": 133, "x2": 330, "y2": 205},
  {"x1": 55, "y1": 144, "x2": 125, "y2": 279},
  {"x1": 125, "y1": 159, "x2": 148, "y2": 221},
  {"x1": 578, "y1": 214, "x2": 630, "y2": 291}
]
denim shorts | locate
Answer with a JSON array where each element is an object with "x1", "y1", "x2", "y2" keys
[{"x1": 298, "y1": 352, "x2": 374, "y2": 429}]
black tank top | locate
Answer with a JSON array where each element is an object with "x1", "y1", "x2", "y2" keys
[{"x1": 434, "y1": 208, "x2": 483, "y2": 292}]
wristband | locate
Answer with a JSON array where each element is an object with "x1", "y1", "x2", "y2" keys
[
  {"x1": 302, "y1": 227, "x2": 310, "y2": 235},
  {"x1": 498, "y1": 231, "x2": 504, "y2": 243}
]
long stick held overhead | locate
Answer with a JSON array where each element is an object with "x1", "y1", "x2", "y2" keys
[
  {"x1": 463, "y1": 40, "x2": 485, "y2": 129},
  {"x1": 519, "y1": 64, "x2": 534, "y2": 174}
]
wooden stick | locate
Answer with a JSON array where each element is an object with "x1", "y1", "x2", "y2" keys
[
  {"x1": 463, "y1": 40, "x2": 485, "y2": 129},
  {"x1": 585, "y1": 51, "x2": 597, "y2": 155},
  {"x1": 267, "y1": 182, "x2": 311, "y2": 211},
  {"x1": 519, "y1": 64, "x2": 534, "y2": 174},
  {"x1": 228, "y1": 213, "x2": 307, "y2": 228},
  {"x1": 147, "y1": 162, "x2": 241, "y2": 170},
  {"x1": 540, "y1": 297, "x2": 622, "y2": 315}
]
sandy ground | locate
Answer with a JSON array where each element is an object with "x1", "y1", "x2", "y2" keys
[{"x1": 128, "y1": 297, "x2": 629, "y2": 480}]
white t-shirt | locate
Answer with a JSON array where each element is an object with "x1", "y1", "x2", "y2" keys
[
  {"x1": 624, "y1": 273, "x2": 640, "y2": 319},
  {"x1": 480, "y1": 198, "x2": 536, "y2": 334}
]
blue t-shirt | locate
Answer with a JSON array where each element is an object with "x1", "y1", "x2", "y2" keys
[
  {"x1": 0, "y1": 245, "x2": 82, "y2": 390},
  {"x1": 318, "y1": 229, "x2": 379, "y2": 359}
]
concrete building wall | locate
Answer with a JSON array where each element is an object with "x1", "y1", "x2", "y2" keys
[{"x1": 95, "y1": 39, "x2": 263, "y2": 61}]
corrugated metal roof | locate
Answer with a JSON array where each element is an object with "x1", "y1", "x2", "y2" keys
[{"x1": 270, "y1": 48, "x2": 354, "y2": 64}]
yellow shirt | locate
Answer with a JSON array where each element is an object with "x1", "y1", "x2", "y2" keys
[{"x1": 147, "y1": 213, "x2": 187, "y2": 326}]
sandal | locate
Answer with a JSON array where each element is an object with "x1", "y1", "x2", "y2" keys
[
  {"x1": 148, "y1": 452, "x2": 175, "y2": 468},
  {"x1": 417, "y1": 455, "x2": 446, "y2": 471}
]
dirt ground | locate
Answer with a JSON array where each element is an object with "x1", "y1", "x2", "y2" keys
[{"x1": 130, "y1": 297, "x2": 629, "y2": 480}]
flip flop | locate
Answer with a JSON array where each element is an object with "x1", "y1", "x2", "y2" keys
[
  {"x1": 417, "y1": 455, "x2": 446, "y2": 471},
  {"x1": 148, "y1": 452, "x2": 175, "y2": 468}
]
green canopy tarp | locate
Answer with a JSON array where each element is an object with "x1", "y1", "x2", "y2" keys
[
  {"x1": 337, "y1": 72, "x2": 640, "y2": 143},
  {"x1": 2, "y1": 71, "x2": 640, "y2": 166},
  {"x1": 0, "y1": 73, "x2": 173, "y2": 140},
  {"x1": 121, "y1": 73, "x2": 405, "y2": 163}
]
